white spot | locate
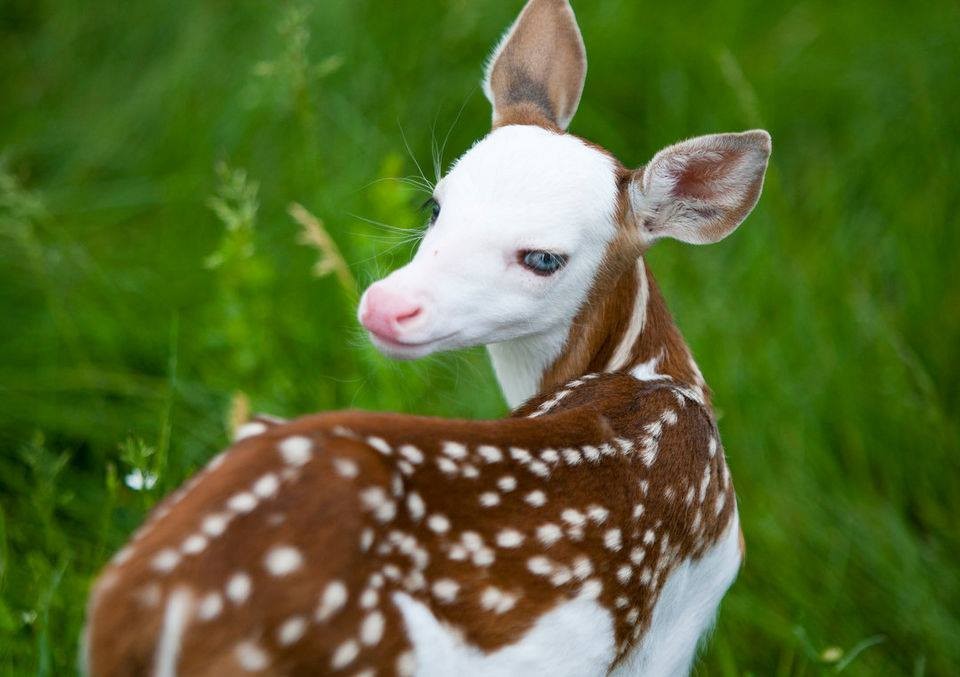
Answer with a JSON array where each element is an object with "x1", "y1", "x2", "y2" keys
[
  {"x1": 495, "y1": 529, "x2": 524, "y2": 548},
  {"x1": 441, "y1": 441, "x2": 468, "y2": 460},
  {"x1": 661, "y1": 409, "x2": 678, "y2": 426},
  {"x1": 700, "y1": 465, "x2": 712, "y2": 503},
  {"x1": 316, "y1": 580, "x2": 348, "y2": 621},
  {"x1": 604, "y1": 529, "x2": 623, "y2": 551},
  {"x1": 497, "y1": 475, "x2": 517, "y2": 492},
  {"x1": 479, "y1": 491, "x2": 500, "y2": 507},
  {"x1": 539, "y1": 448, "x2": 560, "y2": 464},
  {"x1": 525, "y1": 490, "x2": 547, "y2": 507},
  {"x1": 427, "y1": 514, "x2": 450, "y2": 533},
  {"x1": 366, "y1": 436, "x2": 392, "y2": 455},
  {"x1": 587, "y1": 505, "x2": 609, "y2": 524},
  {"x1": 708, "y1": 437, "x2": 718, "y2": 457},
  {"x1": 360, "y1": 487, "x2": 396, "y2": 523},
  {"x1": 509, "y1": 447, "x2": 532, "y2": 464},
  {"x1": 279, "y1": 436, "x2": 313, "y2": 466},
  {"x1": 252, "y1": 473, "x2": 280, "y2": 499},
  {"x1": 111, "y1": 546, "x2": 134, "y2": 566},
  {"x1": 406, "y1": 492, "x2": 426, "y2": 520},
  {"x1": 432, "y1": 579, "x2": 459, "y2": 603},
  {"x1": 461, "y1": 531, "x2": 483, "y2": 551},
  {"x1": 135, "y1": 583, "x2": 161, "y2": 608},
  {"x1": 462, "y1": 464, "x2": 480, "y2": 478},
  {"x1": 197, "y1": 592, "x2": 222, "y2": 621},
  {"x1": 630, "y1": 547, "x2": 646, "y2": 565},
  {"x1": 265, "y1": 545, "x2": 303, "y2": 576},
  {"x1": 561, "y1": 509, "x2": 586, "y2": 527},
  {"x1": 226, "y1": 572, "x2": 252, "y2": 604},
  {"x1": 572, "y1": 556, "x2": 593, "y2": 579},
  {"x1": 360, "y1": 528, "x2": 374, "y2": 552},
  {"x1": 331, "y1": 640, "x2": 359, "y2": 669},
  {"x1": 480, "y1": 586, "x2": 518, "y2": 614},
  {"x1": 527, "y1": 556, "x2": 554, "y2": 576},
  {"x1": 477, "y1": 445, "x2": 503, "y2": 463},
  {"x1": 202, "y1": 512, "x2": 231, "y2": 537},
  {"x1": 448, "y1": 544, "x2": 468, "y2": 561},
  {"x1": 643, "y1": 529, "x2": 656, "y2": 545},
  {"x1": 436, "y1": 457, "x2": 459, "y2": 475},
  {"x1": 472, "y1": 547, "x2": 496, "y2": 567},
  {"x1": 333, "y1": 458, "x2": 359, "y2": 478},
  {"x1": 632, "y1": 503, "x2": 645, "y2": 519},
  {"x1": 234, "y1": 421, "x2": 266, "y2": 441},
  {"x1": 227, "y1": 492, "x2": 257, "y2": 513},
  {"x1": 181, "y1": 534, "x2": 207, "y2": 555},
  {"x1": 360, "y1": 587, "x2": 379, "y2": 609},
  {"x1": 151, "y1": 549, "x2": 180, "y2": 573},
  {"x1": 527, "y1": 460, "x2": 550, "y2": 477},
  {"x1": 715, "y1": 491, "x2": 727, "y2": 515},
  {"x1": 550, "y1": 566, "x2": 573, "y2": 586},
  {"x1": 581, "y1": 578, "x2": 603, "y2": 599},
  {"x1": 399, "y1": 444, "x2": 424, "y2": 464},
  {"x1": 561, "y1": 448, "x2": 582, "y2": 465},
  {"x1": 617, "y1": 565, "x2": 633, "y2": 584},
  {"x1": 360, "y1": 611, "x2": 385, "y2": 645},
  {"x1": 277, "y1": 615, "x2": 307, "y2": 646},
  {"x1": 582, "y1": 445, "x2": 601, "y2": 462},
  {"x1": 536, "y1": 523, "x2": 563, "y2": 546},
  {"x1": 234, "y1": 640, "x2": 269, "y2": 671},
  {"x1": 154, "y1": 589, "x2": 193, "y2": 677}
]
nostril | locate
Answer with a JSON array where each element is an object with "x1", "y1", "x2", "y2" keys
[{"x1": 395, "y1": 306, "x2": 422, "y2": 325}]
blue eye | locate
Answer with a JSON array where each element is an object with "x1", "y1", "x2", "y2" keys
[
  {"x1": 422, "y1": 197, "x2": 440, "y2": 225},
  {"x1": 521, "y1": 250, "x2": 568, "y2": 276}
]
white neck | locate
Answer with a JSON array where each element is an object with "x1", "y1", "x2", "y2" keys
[{"x1": 486, "y1": 327, "x2": 570, "y2": 409}]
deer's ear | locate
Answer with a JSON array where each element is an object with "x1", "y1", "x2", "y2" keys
[
  {"x1": 483, "y1": 0, "x2": 587, "y2": 130},
  {"x1": 629, "y1": 130, "x2": 772, "y2": 245}
]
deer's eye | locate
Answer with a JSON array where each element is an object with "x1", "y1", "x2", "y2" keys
[
  {"x1": 422, "y1": 197, "x2": 441, "y2": 225},
  {"x1": 520, "y1": 250, "x2": 567, "y2": 276}
]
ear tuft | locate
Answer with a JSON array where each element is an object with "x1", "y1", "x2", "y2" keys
[
  {"x1": 630, "y1": 130, "x2": 772, "y2": 245},
  {"x1": 483, "y1": 0, "x2": 587, "y2": 130}
]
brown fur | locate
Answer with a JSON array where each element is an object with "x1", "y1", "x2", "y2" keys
[{"x1": 87, "y1": 373, "x2": 736, "y2": 675}]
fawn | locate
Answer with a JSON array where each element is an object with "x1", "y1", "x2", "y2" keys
[{"x1": 85, "y1": 0, "x2": 771, "y2": 674}]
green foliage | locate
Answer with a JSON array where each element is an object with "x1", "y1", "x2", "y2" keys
[{"x1": 1, "y1": 0, "x2": 958, "y2": 674}]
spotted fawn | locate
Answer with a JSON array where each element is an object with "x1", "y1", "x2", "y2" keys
[{"x1": 85, "y1": 1, "x2": 771, "y2": 674}]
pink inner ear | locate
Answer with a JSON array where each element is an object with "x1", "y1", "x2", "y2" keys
[{"x1": 673, "y1": 151, "x2": 741, "y2": 201}]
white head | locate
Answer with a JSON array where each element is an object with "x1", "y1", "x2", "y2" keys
[{"x1": 359, "y1": 0, "x2": 771, "y2": 406}]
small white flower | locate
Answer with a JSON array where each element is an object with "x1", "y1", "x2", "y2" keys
[{"x1": 125, "y1": 469, "x2": 158, "y2": 491}]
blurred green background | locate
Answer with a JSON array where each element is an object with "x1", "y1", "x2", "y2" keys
[{"x1": 1, "y1": 0, "x2": 958, "y2": 674}]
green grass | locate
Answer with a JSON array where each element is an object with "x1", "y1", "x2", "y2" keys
[{"x1": 1, "y1": 0, "x2": 958, "y2": 674}]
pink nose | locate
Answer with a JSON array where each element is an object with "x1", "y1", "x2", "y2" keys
[{"x1": 360, "y1": 285, "x2": 423, "y2": 341}]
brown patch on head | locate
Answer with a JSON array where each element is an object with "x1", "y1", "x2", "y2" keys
[{"x1": 485, "y1": 0, "x2": 587, "y2": 131}]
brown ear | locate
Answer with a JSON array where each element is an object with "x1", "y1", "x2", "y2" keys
[
  {"x1": 628, "y1": 130, "x2": 772, "y2": 245},
  {"x1": 482, "y1": 0, "x2": 587, "y2": 130}
]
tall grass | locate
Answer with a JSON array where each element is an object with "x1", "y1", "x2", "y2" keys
[{"x1": 1, "y1": 0, "x2": 958, "y2": 674}]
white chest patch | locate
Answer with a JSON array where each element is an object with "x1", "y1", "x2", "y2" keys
[{"x1": 392, "y1": 589, "x2": 616, "y2": 677}]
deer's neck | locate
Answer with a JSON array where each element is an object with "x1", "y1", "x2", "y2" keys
[{"x1": 488, "y1": 258, "x2": 709, "y2": 410}]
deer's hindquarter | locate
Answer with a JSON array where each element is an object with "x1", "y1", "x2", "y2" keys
[{"x1": 86, "y1": 374, "x2": 738, "y2": 676}]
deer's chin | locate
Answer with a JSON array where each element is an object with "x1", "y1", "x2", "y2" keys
[{"x1": 366, "y1": 329, "x2": 460, "y2": 360}]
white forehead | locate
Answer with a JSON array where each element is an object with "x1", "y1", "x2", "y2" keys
[{"x1": 436, "y1": 125, "x2": 620, "y2": 245}]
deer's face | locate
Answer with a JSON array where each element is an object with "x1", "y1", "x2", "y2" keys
[
  {"x1": 359, "y1": 125, "x2": 620, "y2": 360},
  {"x1": 359, "y1": 0, "x2": 770, "y2": 381}
]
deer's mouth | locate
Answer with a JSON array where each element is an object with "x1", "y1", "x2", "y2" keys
[{"x1": 366, "y1": 328, "x2": 459, "y2": 359}]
